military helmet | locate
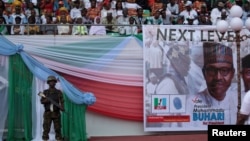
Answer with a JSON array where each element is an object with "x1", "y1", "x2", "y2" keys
[{"x1": 47, "y1": 75, "x2": 57, "y2": 83}]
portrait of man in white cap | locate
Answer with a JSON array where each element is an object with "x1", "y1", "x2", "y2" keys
[{"x1": 186, "y1": 42, "x2": 238, "y2": 128}]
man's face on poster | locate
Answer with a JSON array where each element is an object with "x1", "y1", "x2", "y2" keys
[
  {"x1": 242, "y1": 68, "x2": 250, "y2": 91},
  {"x1": 203, "y1": 62, "x2": 235, "y2": 101}
]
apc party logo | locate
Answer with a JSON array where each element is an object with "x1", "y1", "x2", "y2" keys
[{"x1": 151, "y1": 95, "x2": 186, "y2": 114}]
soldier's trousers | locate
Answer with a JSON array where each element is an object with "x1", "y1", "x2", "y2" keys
[{"x1": 42, "y1": 111, "x2": 62, "y2": 140}]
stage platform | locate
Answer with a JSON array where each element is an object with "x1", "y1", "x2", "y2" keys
[{"x1": 88, "y1": 132, "x2": 208, "y2": 141}]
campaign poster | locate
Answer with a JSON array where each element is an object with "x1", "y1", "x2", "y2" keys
[{"x1": 143, "y1": 25, "x2": 250, "y2": 131}]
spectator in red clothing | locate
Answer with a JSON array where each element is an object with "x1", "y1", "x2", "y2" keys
[
  {"x1": 148, "y1": 0, "x2": 154, "y2": 8},
  {"x1": 150, "y1": 0, "x2": 163, "y2": 16},
  {"x1": 87, "y1": 0, "x2": 101, "y2": 22},
  {"x1": 40, "y1": 0, "x2": 54, "y2": 14}
]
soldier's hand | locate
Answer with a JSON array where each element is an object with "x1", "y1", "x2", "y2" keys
[{"x1": 41, "y1": 97, "x2": 50, "y2": 104}]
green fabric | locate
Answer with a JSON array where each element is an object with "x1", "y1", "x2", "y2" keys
[
  {"x1": 62, "y1": 94, "x2": 88, "y2": 141},
  {"x1": 134, "y1": 34, "x2": 143, "y2": 41},
  {"x1": 7, "y1": 54, "x2": 33, "y2": 141},
  {"x1": 35, "y1": 37, "x2": 126, "y2": 67},
  {"x1": 108, "y1": 33, "x2": 143, "y2": 41},
  {"x1": 229, "y1": 0, "x2": 247, "y2": 4}
]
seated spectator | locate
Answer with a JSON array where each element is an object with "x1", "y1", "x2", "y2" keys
[
  {"x1": 57, "y1": 15, "x2": 72, "y2": 35},
  {"x1": 10, "y1": 0, "x2": 25, "y2": 14},
  {"x1": 54, "y1": 0, "x2": 70, "y2": 13},
  {"x1": 192, "y1": 0, "x2": 206, "y2": 13},
  {"x1": 70, "y1": 0, "x2": 82, "y2": 21},
  {"x1": 54, "y1": 0, "x2": 65, "y2": 16},
  {"x1": 173, "y1": 15, "x2": 184, "y2": 25},
  {"x1": 114, "y1": 0, "x2": 124, "y2": 18},
  {"x1": 55, "y1": 7, "x2": 72, "y2": 23},
  {"x1": 210, "y1": 1, "x2": 227, "y2": 25},
  {"x1": 97, "y1": 0, "x2": 104, "y2": 10},
  {"x1": 167, "y1": 0, "x2": 179, "y2": 16},
  {"x1": 8, "y1": 1, "x2": 27, "y2": 24},
  {"x1": 101, "y1": 2, "x2": 115, "y2": 18},
  {"x1": 24, "y1": 15, "x2": 40, "y2": 35},
  {"x1": 145, "y1": 10, "x2": 162, "y2": 25},
  {"x1": 0, "y1": 16, "x2": 8, "y2": 35},
  {"x1": 81, "y1": 8, "x2": 92, "y2": 31},
  {"x1": 148, "y1": 0, "x2": 154, "y2": 8},
  {"x1": 242, "y1": 2, "x2": 250, "y2": 24},
  {"x1": 198, "y1": 3, "x2": 209, "y2": 16},
  {"x1": 198, "y1": 13, "x2": 212, "y2": 25},
  {"x1": 117, "y1": 8, "x2": 129, "y2": 31},
  {"x1": 40, "y1": 9, "x2": 53, "y2": 24},
  {"x1": 179, "y1": 1, "x2": 198, "y2": 25},
  {"x1": 11, "y1": 16, "x2": 25, "y2": 35},
  {"x1": 220, "y1": 9, "x2": 230, "y2": 22},
  {"x1": 25, "y1": 2, "x2": 39, "y2": 18},
  {"x1": 87, "y1": 0, "x2": 101, "y2": 22},
  {"x1": 109, "y1": 0, "x2": 117, "y2": 10},
  {"x1": 72, "y1": 16, "x2": 88, "y2": 35},
  {"x1": 101, "y1": 12, "x2": 118, "y2": 33},
  {"x1": 121, "y1": 16, "x2": 138, "y2": 35},
  {"x1": 82, "y1": 0, "x2": 91, "y2": 9},
  {"x1": 41, "y1": 15, "x2": 57, "y2": 35},
  {"x1": 123, "y1": 0, "x2": 141, "y2": 17},
  {"x1": 40, "y1": 0, "x2": 54, "y2": 14},
  {"x1": 89, "y1": 16, "x2": 106, "y2": 35},
  {"x1": 161, "y1": 9, "x2": 171, "y2": 25},
  {"x1": 186, "y1": 15, "x2": 195, "y2": 25},
  {"x1": 135, "y1": 8, "x2": 147, "y2": 33},
  {"x1": 150, "y1": 0, "x2": 163, "y2": 16},
  {"x1": 30, "y1": 9, "x2": 41, "y2": 24}
]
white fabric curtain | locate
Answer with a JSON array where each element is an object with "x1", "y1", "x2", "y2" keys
[{"x1": 0, "y1": 55, "x2": 8, "y2": 141}]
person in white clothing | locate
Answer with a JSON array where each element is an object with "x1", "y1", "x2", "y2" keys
[
  {"x1": 70, "y1": 0, "x2": 82, "y2": 21},
  {"x1": 72, "y1": 16, "x2": 88, "y2": 35},
  {"x1": 123, "y1": 0, "x2": 141, "y2": 17},
  {"x1": 237, "y1": 54, "x2": 250, "y2": 125},
  {"x1": 159, "y1": 43, "x2": 191, "y2": 95},
  {"x1": 146, "y1": 71, "x2": 159, "y2": 95},
  {"x1": 101, "y1": 2, "x2": 116, "y2": 18},
  {"x1": 122, "y1": 16, "x2": 138, "y2": 35},
  {"x1": 179, "y1": 1, "x2": 198, "y2": 25},
  {"x1": 89, "y1": 16, "x2": 106, "y2": 35},
  {"x1": 210, "y1": 1, "x2": 228, "y2": 25}
]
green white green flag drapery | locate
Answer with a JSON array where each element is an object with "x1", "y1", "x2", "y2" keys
[
  {"x1": 0, "y1": 54, "x2": 88, "y2": 141},
  {"x1": 0, "y1": 34, "x2": 95, "y2": 140}
]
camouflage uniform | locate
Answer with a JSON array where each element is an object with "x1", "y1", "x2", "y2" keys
[{"x1": 41, "y1": 76, "x2": 64, "y2": 141}]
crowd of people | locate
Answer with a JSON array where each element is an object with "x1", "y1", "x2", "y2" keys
[{"x1": 0, "y1": 0, "x2": 249, "y2": 35}]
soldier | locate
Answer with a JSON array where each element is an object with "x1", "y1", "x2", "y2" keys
[{"x1": 41, "y1": 75, "x2": 64, "y2": 141}]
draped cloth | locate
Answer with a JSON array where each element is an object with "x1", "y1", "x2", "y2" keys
[
  {"x1": 0, "y1": 35, "x2": 95, "y2": 141},
  {"x1": 0, "y1": 56, "x2": 8, "y2": 141}
]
